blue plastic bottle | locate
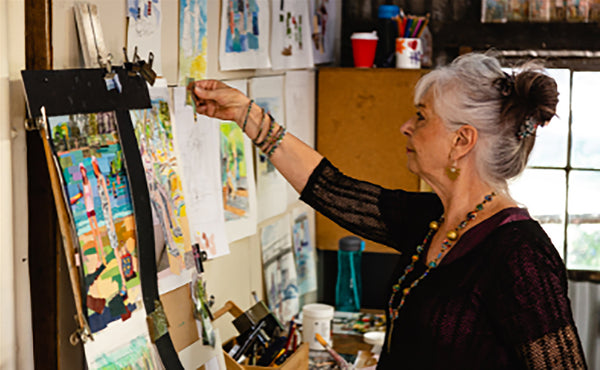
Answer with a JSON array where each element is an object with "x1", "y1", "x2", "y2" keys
[{"x1": 335, "y1": 236, "x2": 364, "y2": 312}]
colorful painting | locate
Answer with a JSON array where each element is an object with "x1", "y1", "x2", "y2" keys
[
  {"x1": 270, "y1": 0, "x2": 314, "y2": 70},
  {"x1": 130, "y1": 87, "x2": 193, "y2": 278},
  {"x1": 219, "y1": 0, "x2": 271, "y2": 70},
  {"x1": 218, "y1": 80, "x2": 257, "y2": 243},
  {"x1": 178, "y1": 0, "x2": 207, "y2": 85},
  {"x1": 48, "y1": 112, "x2": 142, "y2": 334}
]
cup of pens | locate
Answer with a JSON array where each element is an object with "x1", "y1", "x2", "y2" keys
[{"x1": 394, "y1": 13, "x2": 428, "y2": 69}]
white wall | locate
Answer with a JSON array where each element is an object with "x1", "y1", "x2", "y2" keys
[{"x1": 0, "y1": 0, "x2": 33, "y2": 369}]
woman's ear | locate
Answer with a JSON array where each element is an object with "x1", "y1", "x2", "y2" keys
[{"x1": 452, "y1": 124, "x2": 478, "y2": 159}]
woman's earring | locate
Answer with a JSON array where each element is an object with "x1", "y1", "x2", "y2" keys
[{"x1": 446, "y1": 159, "x2": 460, "y2": 181}]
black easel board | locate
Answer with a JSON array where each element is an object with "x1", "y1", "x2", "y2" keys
[{"x1": 21, "y1": 67, "x2": 183, "y2": 369}]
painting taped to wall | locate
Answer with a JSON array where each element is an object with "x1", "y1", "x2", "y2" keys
[
  {"x1": 270, "y1": 0, "x2": 314, "y2": 70},
  {"x1": 219, "y1": 0, "x2": 271, "y2": 70},
  {"x1": 179, "y1": 0, "x2": 208, "y2": 84}
]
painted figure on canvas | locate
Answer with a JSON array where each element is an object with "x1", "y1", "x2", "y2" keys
[
  {"x1": 219, "y1": 122, "x2": 249, "y2": 220},
  {"x1": 49, "y1": 112, "x2": 141, "y2": 333}
]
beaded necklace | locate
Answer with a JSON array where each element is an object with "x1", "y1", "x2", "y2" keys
[{"x1": 386, "y1": 192, "x2": 496, "y2": 352}]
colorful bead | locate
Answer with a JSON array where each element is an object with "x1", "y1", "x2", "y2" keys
[{"x1": 387, "y1": 191, "x2": 496, "y2": 327}]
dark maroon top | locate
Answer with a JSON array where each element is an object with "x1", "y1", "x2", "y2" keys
[{"x1": 300, "y1": 158, "x2": 586, "y2": 369}]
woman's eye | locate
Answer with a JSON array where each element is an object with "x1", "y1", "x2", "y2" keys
[{"x1": 416, "y1": 112, "x2": 425, "y2": 120}]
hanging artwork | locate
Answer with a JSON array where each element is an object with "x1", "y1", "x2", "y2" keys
[
  {"x1": 261, "y1": 214, "x2": 299, "y2": 324},
  {"x1": 130, "y1": 86, "x2": 194, "y2": 291},
  {"x1": 49, "y1": 112, "x2": 144, "y2": 334},
  {"x1": 291, "y1": 205, "x2": 317, "y2": 299},
  {"x1": 179, "y1": 0, "x2": 208, "y2": 85},
  {"x1": 249, "y1": 76, "x2": 288, "y2": 221},
  {"x1": 219, "y1": 0, "x2": 271, "y2": 70},
  {"x1": 309, "y1": 0, "x2": 337, "y2": 64},
  {"x1": 84, "y1": 311, "x2": 160, "y2": 369},
  {"x1": 270, "y1": 0, "x2": 314, "y2": 70},
  {"x1": 171, "y1": 86, "x2": 230, "y2": 259},
  {"x1": 127, "y1": 0, "x2": 163, "y2": 75},
  {"x1": 219, "y1": 79, "x2": 258, "y2": 242},
  {"x1": 284, "y1": 70, "x2": 315, "y2": 206}
]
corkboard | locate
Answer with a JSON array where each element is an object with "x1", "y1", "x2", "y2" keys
[{"x1": 316, "y1": 68, "x2": 426, "y2": 253}]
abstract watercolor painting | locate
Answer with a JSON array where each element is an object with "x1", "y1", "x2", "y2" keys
[
  {"x1": 270, "y1": 0, "x2": 314, "y2": 70},
  {"x1": 179, "y1": 0, "x2": 207, "y2": 84},
  {"x1": 130, "y1": 87, "x2": 193, "y2": 280},
  {"x1": 219, "y1": 0, "x2": 271, "y2": 70}
]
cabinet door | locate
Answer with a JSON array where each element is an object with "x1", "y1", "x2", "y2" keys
[{"x1": 316, "y1": 68, "x2": 425, "y2": 253}]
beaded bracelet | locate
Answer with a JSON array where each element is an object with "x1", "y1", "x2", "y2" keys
[
  {"x1": 254, "y1": 113, "x2": 276, "y2": 147},
  {"x1": 262, "y1": 125, "x2": 284, "y2": 153},
  {"x1": 253, "y1": 109, "x2": 267, "y2": 143},
  {"x1": 266, "y1": 127, "x2": 286, "y2": 157},
  {"x1": 241, "y1": 99, "x2": 254, "y2": 133}
]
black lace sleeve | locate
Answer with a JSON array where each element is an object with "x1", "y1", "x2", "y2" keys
[
  {"x1": 487, "y1": 222, "x2": 587, "y2": 369},
  {"x1": 300, "y1": 158, "x2": 443, "y2": 252}
]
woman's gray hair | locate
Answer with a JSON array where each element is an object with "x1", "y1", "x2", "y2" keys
[{"x1": 414, "y1": 52, "x2": 558, "y2": 194}]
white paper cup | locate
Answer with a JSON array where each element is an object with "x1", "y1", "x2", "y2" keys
[{"x1": 395, "y1": 38, "x2": 422, "y2": 69}]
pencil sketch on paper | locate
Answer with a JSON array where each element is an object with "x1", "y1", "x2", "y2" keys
[
  {"x1": 49, "y1": 112, "x2": 143, "y2": 334},
  {"x1": 130, "y1": 89, "x2": 193, "y2": 277},
  {"x1": 179, "y1": 0, "x2": 208, "y2": 84}
]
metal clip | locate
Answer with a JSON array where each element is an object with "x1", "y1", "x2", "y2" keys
[
  {"x1": 146, "y1": 299, "x2": 170, "y2": 343},
  {"x1": 138, "y1": 52, "x2": 157, "y2": 86}
]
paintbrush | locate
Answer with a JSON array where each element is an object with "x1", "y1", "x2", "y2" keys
[{"x1": 315, "y1": 333, "x2": 353, "y2": 370}]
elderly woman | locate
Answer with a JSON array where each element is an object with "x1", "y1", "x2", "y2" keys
[{"x1": 190, "y1": 53, "x2": 586, "y2": 369}]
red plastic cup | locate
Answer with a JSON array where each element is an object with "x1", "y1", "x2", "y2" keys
[{"x1": 351, "y1": 32, "x2": 378, "y2": 68}]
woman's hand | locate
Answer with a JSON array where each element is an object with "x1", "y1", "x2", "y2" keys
[{"x1": 188, "y1": 79, "x2": 250, "y2": 123}]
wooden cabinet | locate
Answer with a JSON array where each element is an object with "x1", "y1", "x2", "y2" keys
[{"x1": 316, "y1": 68, "x2": 426, "y2": 253}]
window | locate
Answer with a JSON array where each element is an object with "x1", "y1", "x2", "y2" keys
[{"x1": 509, "y1": 69, "x2": 600, "y2": 281}]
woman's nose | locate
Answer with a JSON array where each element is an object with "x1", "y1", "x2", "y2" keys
[{"x1": 400, "y1": 117, "x2": 415, "y2": 136}]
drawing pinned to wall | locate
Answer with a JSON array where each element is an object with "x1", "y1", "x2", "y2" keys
[
  {"x1": 270, "y1": 0, "x2": 314, "y2": 70},
  {"x1": 218, "y1": 79, "x2": 258, "y2": 242},
  {"x1": 84, "y1": 311, "x2": 160, "y2": 369},
  {"x1": 48, "y1": 112, "x2": 143, "y2": 335},
  {"x1": 481, "y1": 0, "x2": 508, "y2": 22},
  {"x1": 261, "y1": 214, "x2": 299, "y2": 324},
  {"x1": 130, "y1": 87, "x2": 193, "y2": 287},
  {"x1": 284, "y1": 70, "x2": 315, "y2": 206},
  {"x1": 309, "y1": 0, "x2": 337, "y2": 64},
  {"x1": 291, "y1": 206, "x2": 317, "y2": 298},
  {"x1": 249, "y1": 76, "x2": 288, "y2": 221},
  {"x1": 172, "y1": 86, "x2": 230, "y2": 259},
  {"x1": 219, "y1": 0, "x2": 271, "y2": 70},
  {"x1": 127, "y1": 0, "x2": 163, "y2": 75},
  {"x1": 179, "y1": 0, "x2": 208, "y2": 85}
]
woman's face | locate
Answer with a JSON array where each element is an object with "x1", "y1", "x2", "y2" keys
[{"x1": 400, "y1": 90, "x2": 453, "y2": 180}]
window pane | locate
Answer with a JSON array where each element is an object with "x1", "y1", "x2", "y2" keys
[
  {"x1": 509, "y1": 169, "x2": 566, "y2": 258},
  {"x1": 527, "y1": 69, "x2": 570, "y2": 167},
  {"x1": 567, "y1": 170, "x2": 600, "y2": 270},
  {"x1": 571, "y1": 72, "x2": 600, "y2": 169}
]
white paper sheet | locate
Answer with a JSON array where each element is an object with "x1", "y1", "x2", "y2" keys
[
  {"x1": 178, "y1": 0, "x2": 208, "y2": 84},
  {"x1": 219, "y1": 0, "x2": 271, "y2": 71},
  {"x1": 171, "y1": 87, "x2": 230, "y2": 260},
  {"x1": 84, "y1": 310, "x2": 161, "y2": 369},
  {"x1": 284, "y1": 70, "x2": 316, "y2": 205},
  {"x1": 127, "y1": 0, "x2": 163, "y2": 75},
  {"x1": 309, "y1": 0, "x2": 337, "y2": 64},
  {"x1": 270, "y1": 0, "x2": 314, "y2": 70},
  {"x1": 248, "y1": 76, "x2": 289, "y2": 222},
  {"x1": 261, "y1": 214, "x2": 300, "y2": 323},
  {"x1": 219, "y1": 79, "x2": 258, "y2": 242}
]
